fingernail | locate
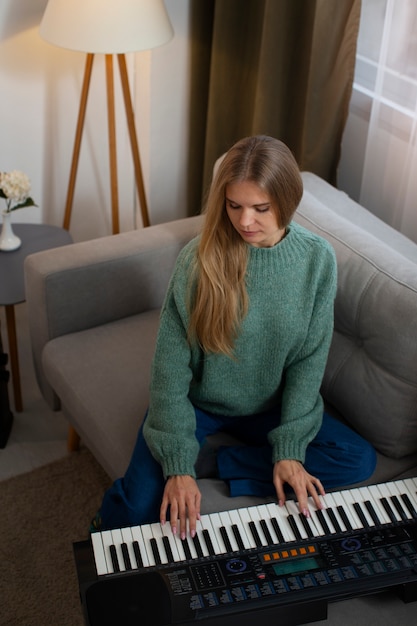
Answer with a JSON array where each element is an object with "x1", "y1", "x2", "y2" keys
[
  {"x1": 278, "y1": 499, "x2": 284, "y2": 507},
  {"x1": 303, "y1": 508, "x2": 310, "y2": 518},
  {"x1": 172, "y1": 526, "x2": 177, "y2": 535},
  {"x1": 181, "y1": 532, "x2": 186, "y2": 541},
  {"x1": 191, "y1": 529, "x2": 196, "y2": 538}
]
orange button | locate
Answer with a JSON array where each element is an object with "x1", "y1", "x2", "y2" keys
[
  {"x1": 282, "y1": 551, "x2": 289, "y2": 558},
  {"x1": 308, "y1": 545, "x2": 316, "y2": 553},
  {"x1": 272, "y1": 552, "x2": 280, "y2": 560},
  {"x1": 290, "y1": 549, "x2": 298, "y2": 557},
  {"x1": 299, "y1": 547, "x2": 307, "y2": 555},
  {"x1": 263, "y1": 554, "x2": 271, "y2": 562}
]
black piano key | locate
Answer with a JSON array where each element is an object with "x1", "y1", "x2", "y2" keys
[
  {"x1": 202, "y1": 529, "x2": 216, "y2": 556},
  {"x1": 162, "y1": 536, "x2": 175, "y2": 563},
  {"x1": 192, "y1": 533, "x2": 204, "y2": 558},
  {"x1": 249, "y1": 521, "x2": 263, "y2": 547},
  {"x1": 298, "y1": 514, "x2": 314, "y2": 538},
  {"x1": 121, "y1": 542, "x2": 132, "y2": 570},
  {"x1": 390, "y1": 495, "x2": 408, "y2": 522},
  {"x1": 260, "y1": 519, "x2": 274, "y2": 545},
  {"x1": 150, "y1": 538, "x2": 162, "y2": 565},
  {"x1": 353, "y1": 502, "x2": 370, "y2": 528},
  {"x1": 220, "y1": 526, "x2": 233, "y2": 553},
  {"x1": 316, "y1": 510, "x2": 331, "y2": 535},
  {"x1": 381, "y1": 497, "x2": 397, "y2": 523},
  {"x1": 231, "y1": 524, "x2": 246, "y2": 551},
  {"x1": 287, "y1": 515, "x2": 302, "y2": 541},
  {"x1": 181, "y1": 537, "x2": 193, "y2": 561},
  {"x1": 326, "y1": 508, "x2": 343, "y2": 534},
  {"x1": 132, "y1": 540, "x2": 143, "y2": 568},
  {"x1": 109, "y1": 544, "x2": 120, "y2": 573},
  {"x1": 401, "y1": 493, "x2": 417, "y2": 519},
  {"x1": 337, "y1": 505, "x2": 353, "y2": 531},
  {"x1": 364, "y1": 500, "x2": 382, "y2": 526},
  {"x1": 270, "y1": 517, "x2": 285, "y2": 544}
]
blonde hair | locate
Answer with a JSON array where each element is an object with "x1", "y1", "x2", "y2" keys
[{"x1": 188, "y1": 135, "x2": 303, "y2": 356}]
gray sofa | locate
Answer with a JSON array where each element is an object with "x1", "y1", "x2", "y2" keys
[{"x1": 25, "y1": 173, "x2": 417, "y2": 624}]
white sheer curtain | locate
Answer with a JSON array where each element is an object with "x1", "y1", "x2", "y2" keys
[{"x1": 339, "y1": 0, "x2": 417, "y2": 243}]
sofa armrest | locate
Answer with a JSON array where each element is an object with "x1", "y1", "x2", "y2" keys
[{"x1": 25, "y1": 215, "x2": 203, "y2": 408}]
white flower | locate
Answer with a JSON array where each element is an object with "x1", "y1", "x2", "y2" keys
[{"x1": 0, "y1": 170, "x2": 37, "y2": 212}]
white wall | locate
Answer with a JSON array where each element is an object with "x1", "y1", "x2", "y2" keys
[{"x1": 0, "y1": 0, "x2": 191, "y2": 242}]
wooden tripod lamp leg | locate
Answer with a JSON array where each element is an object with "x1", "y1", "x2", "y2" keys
[
  {"x1": 106, "y1": 54, "x2": 120, "y2": 235},
  {"x1": 117, "y1": 54, "x2": 150, "y2": 228},
  {"x1": 63, "y1": 53, "x2": 95, "y2": 231},
  {"x1": 67, "y1": 426, "x2": 81, "y2": 452}
]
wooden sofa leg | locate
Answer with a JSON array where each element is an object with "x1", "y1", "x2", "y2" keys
[{"x1": 67, "y1": 426, "x2": 81, "y2": 452}]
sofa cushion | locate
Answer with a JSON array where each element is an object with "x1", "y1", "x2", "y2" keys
[
  {"x1": 42, "y1": 310, "x2": 161, "y2": 479},
  {"x1": 294, "y1": 190, "x2": 417, "y2": 459}
]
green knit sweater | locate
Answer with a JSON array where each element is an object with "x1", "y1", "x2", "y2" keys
[{"x1": 143, "y1": 221, "x2": 337, "y2": 479}]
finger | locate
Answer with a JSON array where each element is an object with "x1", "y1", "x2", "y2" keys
[
  {"x1": 308, "y1": 480, "x2": 325, "y2": 510},
  {"x1": 160, "y1": 495, "x2": 168, "y2": 525},
  {"x1": 187, "y1": 493, "x2": 201, "y2": 538},
  {"x1": 274, "y1": 481, "x2": 286, "y2": 507},
  {"x1": 169, "y1": 500, "x2": 179, "y2": 535}
]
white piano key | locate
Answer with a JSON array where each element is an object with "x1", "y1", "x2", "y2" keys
[
  {"x1": 91, "y1": 532, "x2": 109, "y2": 575},
  {"x1": 265, "y1": 502, "x2": 297, "y2": 543},
  {"x1": 399, "y1": 479, "x2": 417, "y2": 513},
  {"x1": 100, "y1": 529, "x2": 117, "y2": 573},
  {"x1": 131, "y1": 524, "x2": 150, "y2": 567},
  {"x1": 256, "y1": 504, "x2": 282, "y2": 545},
  {"x1": 298, "y1": 501, "x2": 322, "y2": 537},
  {"x1": 161, "y1": 522, "x2": 182, "y2": 562},
  {"x1": 207, "y1": 512, "x2": 229, "y2": 553},
  {"x1": 385, "y1": 481, "x2": 412, "y2": 520},
  {"x1": 111, "y1": 528, "x2": 127, "y2": 571},
  {"x1": 228, "y1": 508, "x2": 252, "y2": 550},
  {"x1": 308, "y1": 496, "x2": 328, "y2": 537},
  {"x1": 321, "y1": 493, "x2": 348, "y2": 532},
  {"x1": 199, "y1": 514, "x2": 222, "y2": 555},
  {"x1": 376, "y1": 483, "x2": 402, "y2": 522},
  {"x1": 236, "y1": 507, "x2": 258, "y2": 548},
  {"x1": 284, "y1": 500, "x2": 309, "y2": 539},
  {"x1": 367, "y1": 484, "x2": 392, "y2": 525},
  {"x1": 141, "y1": 524, "x2": 157, "y2": 566},
  {"x1": 121, "y1": 527, "x2": 137, "y2": 569},
  {"x1": 150, "y1": 522, "x2": 170, "y2": 564},
  {"x1": 218, "y1": 511, "x2": 240, "y2": 552},
  {"x1": 194, "y1": 518, "x2": 211, "y2": 557},
  {"x1": 360, "y1": 485, "x2": 389, "y2": 526},
  {"x1": 184, "y1": 520, "x2": 199, "y2": 559},
  {"x1": 350, "y1": 487, "x2": 377, "y2": 527},
  {"x1": 331, "y1": 491, "x2": 360, "y2": 530},
  {"x1": 169, "y1": 522, "x2": 188, "y2": 561},
  {"x1": 248, "y1": 505, "x2": 271, "y2": 545}
]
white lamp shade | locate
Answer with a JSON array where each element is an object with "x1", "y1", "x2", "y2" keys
[{"x1": 39, "y1": 0, "x2": 174, "y2": 54}]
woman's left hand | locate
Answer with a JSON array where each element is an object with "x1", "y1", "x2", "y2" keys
[{"x1": 273, "y1": 459, "x2": 325, "y2": 516}]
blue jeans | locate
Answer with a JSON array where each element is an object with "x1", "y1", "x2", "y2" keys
[{"x1": 100, "y1": 408, "x2": 376, "y2": 530}]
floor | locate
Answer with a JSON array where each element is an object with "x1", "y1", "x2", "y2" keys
[{"x1": 0, "y1": 302, "x2": 69, "y2": 480}]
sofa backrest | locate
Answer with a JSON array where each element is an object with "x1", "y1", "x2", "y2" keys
[{"x1": 295, "y1": 188, "x2": 417, "y2": 460}]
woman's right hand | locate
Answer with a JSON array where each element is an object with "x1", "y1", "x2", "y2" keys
[{"x1": 160, "y1": 475, "x2": 202, "y2": 540}]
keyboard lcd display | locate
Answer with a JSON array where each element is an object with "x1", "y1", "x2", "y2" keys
[{"x1": 272, "y1": 556, "x2": 321, "y2": 576}]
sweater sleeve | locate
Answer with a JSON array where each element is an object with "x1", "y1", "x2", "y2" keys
[
  {"x1": 143, "y1": 244, "x2": 200, "y2": 479},
  {"x1": 268, "y1": 244, "x2": 337, "y2": 464}
]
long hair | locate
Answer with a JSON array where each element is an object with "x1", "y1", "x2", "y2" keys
[{"x1": 188, "y1": 135, "x2": 303, "y2": 356}]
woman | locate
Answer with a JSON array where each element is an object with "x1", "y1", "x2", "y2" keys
[{"x1": 96, "y1": 135, "x2": 376, "y2": 537}]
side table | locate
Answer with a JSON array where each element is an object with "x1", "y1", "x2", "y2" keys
[{"x1": 0, "y1": 223, "x2": 73, "y2": 412}]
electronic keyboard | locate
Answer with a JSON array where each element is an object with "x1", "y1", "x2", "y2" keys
[{"x1": 73, "y1": 477, "x2": 417, "y2": 625}]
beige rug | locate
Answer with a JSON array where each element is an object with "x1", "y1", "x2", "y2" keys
[{"x1": 0, "y1": 447, "x2": 111, "y2": 626}]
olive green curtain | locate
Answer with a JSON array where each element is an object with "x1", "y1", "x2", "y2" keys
[{"x1": 186, "y1": 0, "x2": 361, "y2": 214}]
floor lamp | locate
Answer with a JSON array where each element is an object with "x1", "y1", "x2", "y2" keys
[{"x1": 39, "y1": 0, "x2": 173, "y2": 234}]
